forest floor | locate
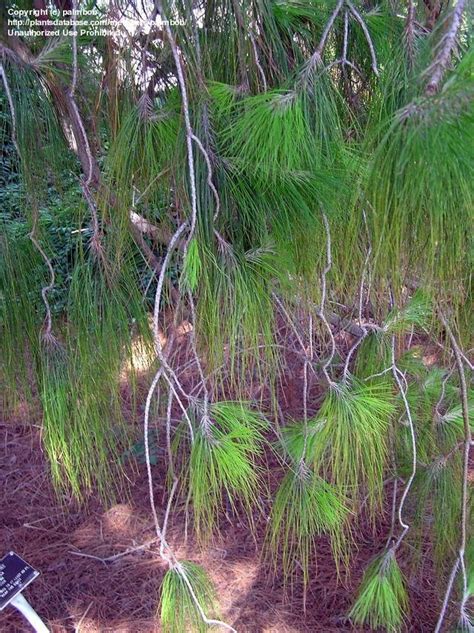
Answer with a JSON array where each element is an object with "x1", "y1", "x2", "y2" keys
[{"x1": 0, "y1": 327, "x2": 451, "y2": 632}]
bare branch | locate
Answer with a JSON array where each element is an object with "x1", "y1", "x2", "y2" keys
[
  {"x1": 404, "y1": 0, "x2": 416, "y2": 66},
  {"x1": 425, "y1": 0, "x2": 467, "y2": 95},
  {"x1": 70, "y1": 0, "x2": 78, "y2": 98},
  {"x1": 191, "y1": 133, "x2": 221, "y2": 222},
  {"x1": 29, "y1": 223, "x2": 57, "y2": 346},
  {"x1": 343, "y1": 208, "x2": 372, "y2": 379},
  {"x1": 249, "y1": 25, "x2": 268, "y2": 91},
  {"x1": 174, "y1": 562, "x2": 237, "y2": 632},
  {"x1": 161, "y1": 388, "x2": 177, "y2": 553},
  {"x1": 346, "y1": 1, "x2": 379, "y2": 76},
  {"x1": 0, "y1": 62, "x2": 20, "y2": 156},
  {"x1": 391, "y1": 335, "x2": 417, "y2": 551},
  {"x1": 317, "y1": 214, "x2": 339, "y2": 389},
  {"x1": 342, "y1": 9, "x2": 349, "y2": 61},
  {"x1": 69, "y1": 538, "x2": 158, "y2": 563},
  {"x1": 307, "y1": 0, "x2": 345, "y2": 69},
  {"x1": 154, "y1": 1, "x2": 198, "y2": 245},
  {"x1": 188, "y1": 290, "x2": 211, "y2": 424},
  {"x1": 435, "y1": 311, "x2": 472, "y2": 632},
  {"x1": 299, "y1": 315, "x2": 314, "y2": 473}
]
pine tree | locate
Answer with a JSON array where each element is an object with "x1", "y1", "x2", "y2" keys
[{"x1": 1, "y1": 1, "x2": 472, "y2": 630}]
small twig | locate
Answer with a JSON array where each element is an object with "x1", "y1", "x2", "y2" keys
[
  {"x1": 161, "y1": 370, "x2": 195, "y2": 442},
  {"x1": 435, "y1": 558, "x2": 461, "y2": 633},
  {"x1": 385, "y1": 478, "x2": 399, "y2": 547},
  {"x1": 325, "y1": 57, "x2": 366, "y2": 80},
  {"x1": 299, "y1": 315, "x2": 313, "y2": 473},
  {"x1": 143, "y1": 366, "x2": 173, "y2": 563},
  {"x1": 322, "y1": 9, "x2": 365, "y2": 81},
  {"x1": 364, "y1": 365, "x2": 393, "y2": 381},
  {"x1": 434, "y1": 311, "x2": 472, "y2": 632},
  {"x1": 391, "y1": 335, "x2": 417, "y2": 552},
  {"x1": 249, "y1": 24, "x2": 268, "y2": 91},
  {"x1": 342, "y1": 9, "x2": 349, "y2": 61},
  {"x1": 346, "y1": 1, "x2": 379, "y2": 76},
  {"x1": 151, "y1": 221, "x2": 195, "y2": 416},
  {"x1": 317, "y1": 214, "x2": 338, "y2": 389},
  {"x1": 155, "y1": 0, "x2": 198, "y2": 247},
  {"x1": 424, "y1": 0, "x2": 467, "y2": 94},
  {"x1": 161, "y1": 389, "x2": 178, "y2": 556},
  {"x1": 272, "y1": 293, "x2": 306, "y2": 354},
  {"x1": 80, "y1": 179, "x2": 104, "y2": 258},
  {"x1": 166, "y1": 387, "x2": 176, "y2": 481},
  {"x1": 404, "y1": 0, "x2": 416, "y2": 67},
  {"x1": 69, "y1": 538, "x2": 158, "y2": 563},
  {"x1": 175, "y1": 562, "x2": 237, "y2": 633},
  {"x1": 307, "y1": 0, "x2": 345, "y2": 68},
  {"x1": 460, "y1": 351, "x2": 474, "y2": 372},
  {"x1": 188, "y1": 290, "x2": 210, "y2": 423},
  {"x1": 29, "y1": 220, "x2": 57, "y2": 346},
  {"x1": 74, "y1": 601, "x2": 93, "y2": 632},
  {"x1": 191, "y1": 133, "x2": 221, "y2": 222},
  {"x1": 434, "y1": 366, "x2": 455, "y2": 419},
  {"x1": 67, "y1": 93, "x2": 94, "y2": 189},
  {"x1": 343, "y1": 209, "x2": 372, "y2": 379},
  {"x1": 0, "y1": 62, "x2": 20, "y2": 156}
]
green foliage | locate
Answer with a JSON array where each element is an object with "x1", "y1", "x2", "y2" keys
[
  {"x1": 265, "y1": 467, "x2": 349, "y2": 590},
  {"x1": 1, "y1": 60, "x2": 69, "y2": 201},
  {"x1": 355, "y1": 331, "x2": 391, "y2": 380},
  {"x1": 368, "y1": 54, "x2": 474, "y2": 290},
  {"x1": 180, "y1": 238, "x2": 202, "y2": 292},
  {"x1": 355, "y1": 292, "x2": 433, "y2": 384},
  {"x1": 279, "y1": 417, "x2": 324, "y2": 465},
  {"x1": 1, "y1": 187, "x2": 86, "y2": 312},
  {"x1": 107, "y1": 97, "x2": 181, "y2": 213},
  {"x1": 160, "y1": 562, "x2": 217, "y2": 633},
  {"x1": 1, "y1": 230, "x2": 43, "y2": 408},
  {"x1": 312, "y1": 380, "x2": 395, "y2": 510},
  {"x1": 38, "y1": 265, "x2": 120, "y2": 499},
  {"x1": 224, "y1": 90, "x2": 316, "y2": 178},
  {"x1": 414, "y1": 450, "x2": 463, "y2": 567},
  {"x1": 424, "y1": 397, "x2": 473, "y2": 565},
  {"x1": 177, "y1": 402, "x2": 268, "y2": 541},
  {"x1": 383, "y1": 292, "x2": 432, "y2": 334},
  {"x1": 349, "y1": 550, "x2": 409, "y2": 632},
  {"x1": 440, "y1": 398, "x2": 474, "y2": 436},
  {"x1": 40, "y1": 350, "x2": 79, "y2": 496},
  {"x1": 197, "y1": 243, "x2": 277, "y2": 376},
  {"x1": 2, "y1": 240, "x2": 152, "y2": 500}
]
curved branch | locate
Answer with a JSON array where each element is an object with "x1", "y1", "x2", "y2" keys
[
  {"x1": 307, "y1": 0, "x2": 345, "y2": 69},
  {"x1": 317, "y1": 214, "x2": 338, "y2": 389},
  {"x1": 154, "y1": 1, "x2": 198, "y2": 246},
  {"x1": 435, "y1": 311, "x2": 472, "y2": 632},
  {"x1": 346, "y1": 1, "x2": 379, "y2": 76},
  {"x1": 0, "y1": 62, "x2": 20, "y2": 156},
  {"x1": 29, "y1": 226, "x2": 57, "y2": 346},
  {"x1": 391, "y1": 335, "x2": 417, "y2": 551},
  {"x1": 425, "y1": 0, "x2": 467, "y2": 95}
]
